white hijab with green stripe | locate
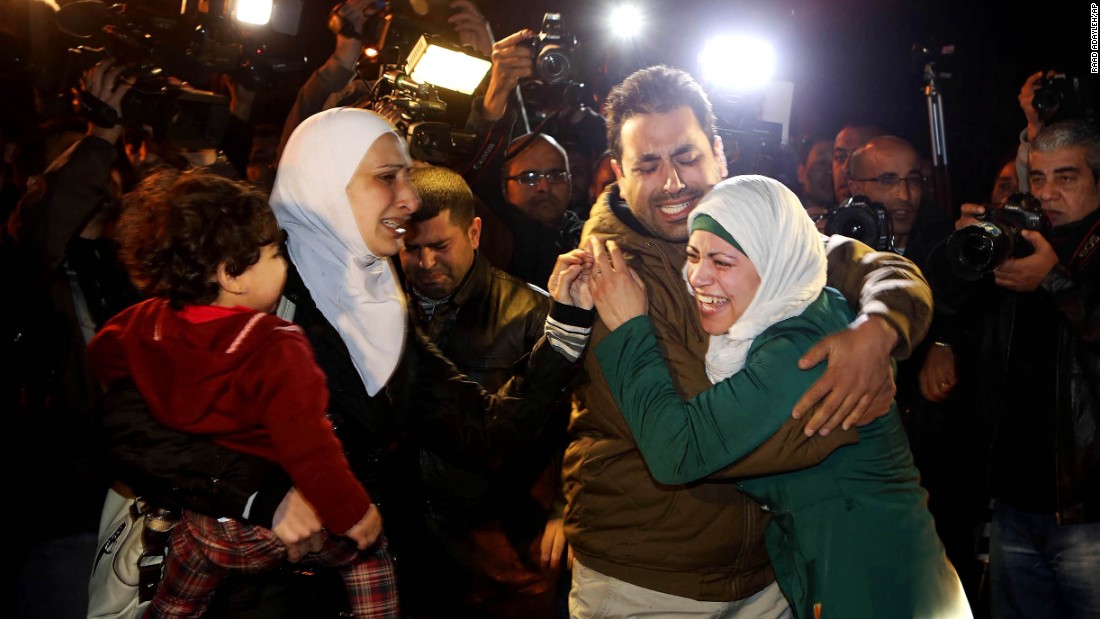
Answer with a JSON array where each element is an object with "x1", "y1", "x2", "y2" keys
[{"x1": 686, "y1": 175, "x2": 826, "y2": 383}]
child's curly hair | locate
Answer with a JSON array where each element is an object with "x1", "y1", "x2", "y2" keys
[{"x1": 115, "y1": 168, "x2": 282, "y2": 308}]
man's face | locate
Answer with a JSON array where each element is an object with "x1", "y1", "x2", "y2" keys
[
  {"x1": 847, "y1": 142, "x2": 923, "y2": 240},
  {"x1": 247, "y1": 134, "x2": 279, "y2": 191},
  {"x1": 832, "y1": 127, "x2": 877, "y2": 203},
  {"x1": 990, "y1": 161, "x2": 1019, "y2": 207},
  {"x1": 614, "y1": 106, "x2": 726, "y2": 242},
  {"x1": 401, "y1": 212, "x2": 480, "y2": 300},
  {"x1": 799, "y1": 140, "x2": 835, "y2": 205},
  {"x1": 503, "y1": 139, "x2": 572, "y2": 229},
  {"x1": 1029, "y1": 146, "x2": 1100, "y2": 227}
]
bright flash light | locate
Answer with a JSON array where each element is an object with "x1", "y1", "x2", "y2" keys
[
  {"x1": 407, "y1": 36, "x2": 492, "y2": 95},
  {"x1": 698, "y1": 35, "x2": 776, "y2": 91},
  {"x1": 234, "y1": 0, "x2": 273, "y2": 26},
  {"x1": 608, "y1": 4, "x2": 644, "y2": 39}
]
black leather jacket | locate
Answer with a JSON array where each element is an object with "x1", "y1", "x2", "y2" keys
[
  {"x1": 929, "y1": 212, "x2": 1099, "y2": 523},
  {"x1": 407, "y1": 253, "x2": 570, "y2": 611},
  {"x1": 411, "y1": 252, "x2": 549, "y2": 389}
]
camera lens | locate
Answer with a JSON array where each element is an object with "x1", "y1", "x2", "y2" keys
[
  {"x1": 946, "y1": 221, "x2": 1014, "y2": 280},
  {"x1": 537, "y1": 45, "x2": 572, "y2": 84},
  {"x1": 838, "y1": 219, "x2": 868, "y2": 240},
  {"x1": 1033, "y1": 86, "x2": 1063, "y2": 123},
  {"x1": 825, "y1": 206, "x2": 878, "y2": 247}
]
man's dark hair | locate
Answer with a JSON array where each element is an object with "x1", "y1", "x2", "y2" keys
[
  {"x1": 604, "y1": 65, "x2": 717, "y2": 161},
  {"x1": 1033, "y1": 119, "x2": 1100, "y2": 180},
  {"x1": 409, "y1": 166, "x2": 476, "y2": 229},
  {"x1": 796, "y1": 135, "x2": 833, "y2": 166},
  {"x1": 116, "y1": 168, "x2": 280, "y2": 308}
]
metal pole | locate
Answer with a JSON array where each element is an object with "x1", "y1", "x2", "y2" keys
[{"x1": 924, "y1": 64, "x2": 953, "y2": 217}]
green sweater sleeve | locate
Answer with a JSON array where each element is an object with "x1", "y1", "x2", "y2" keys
[{"x1": 595, "y1": 314, "x2": 834, "y2": 485}]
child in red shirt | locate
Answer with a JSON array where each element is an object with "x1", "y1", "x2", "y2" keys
[{"x1": 88, "y1": 169, "x2": 398, "y2": 618}]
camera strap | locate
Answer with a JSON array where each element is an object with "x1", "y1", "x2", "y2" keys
[{"x1": 1069, "y1": 217, "x2": 1100, "y2": 272}]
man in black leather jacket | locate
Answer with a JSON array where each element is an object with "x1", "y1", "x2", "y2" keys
[
  {"x1": 926, "y1": 118, "x2": 1099, "y2": 618},
  {"x1": 398, "y1": 165, "x2": 566, "y2": 618}
]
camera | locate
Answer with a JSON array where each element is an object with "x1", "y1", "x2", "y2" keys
[
  {"x1": 1032, "y1": 74, "x2": 1086, "y2": 125},
  {"x1": 822, "y1": 195, "x2": 894, "y2": 252},
  {"x1": 58, "y1": 1, "x2": 306, "y2": 148},
  {"x1": 365, "y1": 36, "x2": 484, "y2": 168},
  {"x1": 945, "y1": 193, "x2": 1051, "y2": 281},
  {"x1": 526, "y1": 13, "x2": 577, "y2": 85}
]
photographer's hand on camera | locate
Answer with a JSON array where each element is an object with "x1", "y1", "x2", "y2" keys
[
  {"x1": 481, "y1": 29, "x2": 536, "y2": 122},
  {"x1": 330, "y1": 0, "x2": 383, "y2": 71},
  {"x1": 955, "y1": 202, "x2": 986, "y2": 230},
  {"x1": 81, "y1": 59, "x2": 132, "y2": 145},
  {"x1": 221, "y1": 73, "x2": 257, "y2": 123},
  {"x1": 448, "y1": 0, "x2": 493, "y2": 57},
  {"x1": 1019, "y1": 70, "x2": 1051, "y2": 143},
  {"x1": 372, "y1": 99, "x2": 408, "y2": 132},
  {"x1": 992, "y1": 229, "x2": 1059, "y2": 292}
]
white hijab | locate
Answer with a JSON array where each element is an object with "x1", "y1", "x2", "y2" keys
[
  {"x1": 270, "y1": 107, "x2": 407, "y2": 397},
  {"x1": 687, "y1": 175, "x2": 827, "y2": 383}
]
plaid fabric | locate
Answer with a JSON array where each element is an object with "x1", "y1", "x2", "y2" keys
[{"x1": 148, "y1": 510, "x2": 399, "y2": 618}]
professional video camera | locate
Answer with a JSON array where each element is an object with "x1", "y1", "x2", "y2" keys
[
  {"x1": 1032, "y1": 73, "x2": 1087, "y2": 125},
  {"x1": 710, "y1": 91, "x2": 786, "y2": 180},
  {"x1": 945, "y1": 192, "x2": 1051, "y2": 281},
  {"x1": 356, "y1": 31, "x2": 489, "y2": 167},
  {"x1": 57, "y1": 0, "x2": 305, "y2": 149},
  {"x1": 821, "y1": 195, "x2": 894, "y2": 252}
]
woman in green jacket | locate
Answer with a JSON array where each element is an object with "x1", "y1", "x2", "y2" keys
[{"x1": 586, "y1": 175, "x2": 971, "y2": 619}]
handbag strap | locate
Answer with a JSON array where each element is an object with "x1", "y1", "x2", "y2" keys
[{"x1": 137, "y1": 506, "x2": 180, "y2": 602}]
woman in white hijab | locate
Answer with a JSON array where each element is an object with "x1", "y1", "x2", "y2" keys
[
  {"x1": 266, "y1": 107, "x2": 591, "y2": 610},
  {"x1": 95, "y1": 108, "x2": 593, "y2": 618},
  {"x1": 588, "y1": 175, "x2": 971, "y2": 618}
]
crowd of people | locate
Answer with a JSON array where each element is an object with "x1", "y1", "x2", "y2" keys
[{"x1": 5, "y1": 1, "x2": 1096, "y2": 618}]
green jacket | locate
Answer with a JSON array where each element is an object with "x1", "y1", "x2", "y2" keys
[
  {"x1": 597, "y1": 289, "x2": 968, "y2": 618},
  {"x1": 562, "y1": 186, "x2": 934, "y2": 602}
]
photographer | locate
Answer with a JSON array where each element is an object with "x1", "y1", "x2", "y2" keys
[
  {"x1": 924, "y1": 119, "x2": 1100, "y2": 618},
  {"x1": 846, "y1": 135, "x2": 952, "y2": 266},
  {"x1": 278, "y1": 0, "x2": 493, "y2": 158},
  {"x1": 1014, "y1": 70, "x2": 1085, "y2": 194},
  {"x1": 277, "y1": 0, "x2": 384, "y2": 157}
]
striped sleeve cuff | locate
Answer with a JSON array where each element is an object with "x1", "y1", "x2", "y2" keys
[{"x1": 545, "y1": 304, "x2": 593, "y2": 363}]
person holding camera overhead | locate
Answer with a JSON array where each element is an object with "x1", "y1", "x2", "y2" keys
[
  {"x1": 923, "y1": 118, "x2": 1100, "y2": 618},
  {"x1": 1014, "y1": 70, "x2": 1087, "y2": 194},
  {"x1": 277, "y1": 0, "x2": 494, "y2": 158}
]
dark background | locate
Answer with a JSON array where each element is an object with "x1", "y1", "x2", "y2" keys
[
  {"x1": 3, "y1": 0, "x2": 1095, "y2": 207},
  {"x1": 484, "y1": 0, "x2": 1094, "y2": 207}
]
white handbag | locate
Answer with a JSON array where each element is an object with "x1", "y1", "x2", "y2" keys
[{"x1": 87, "y1": 486, "x2": 177, "y2": 619}]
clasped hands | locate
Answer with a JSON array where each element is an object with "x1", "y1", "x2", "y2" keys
[{"x1": 547, "y1": 238, "x2": 647, "y2": 330}]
